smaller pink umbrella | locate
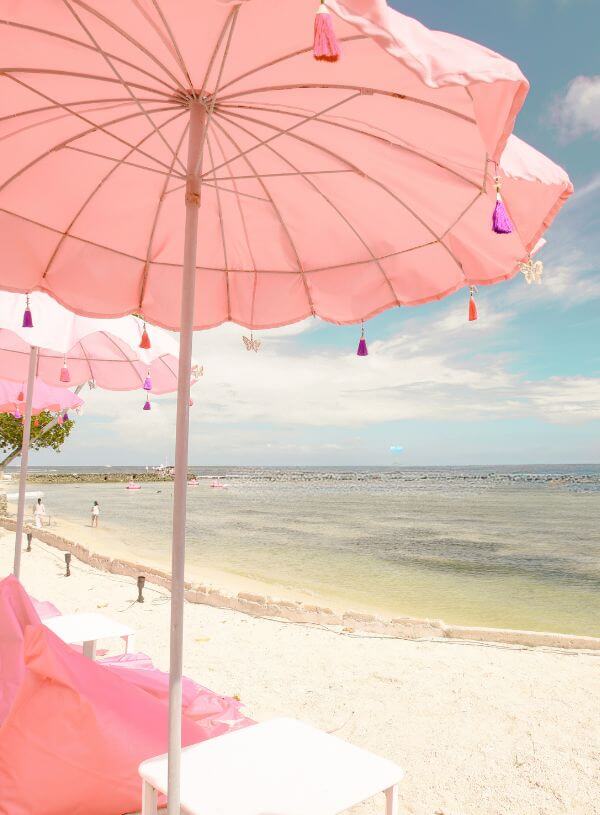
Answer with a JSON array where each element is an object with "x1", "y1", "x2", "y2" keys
[{"x1": 0, "y1": 377, "x2": 83, "y2": 417}]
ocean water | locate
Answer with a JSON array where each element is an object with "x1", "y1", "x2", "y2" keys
[{"x1": 18, "y1": 465, "x2": 600, "y2": 637}]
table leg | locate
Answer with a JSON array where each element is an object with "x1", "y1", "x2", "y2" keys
[
  {"x1": 141, "y1": 780, "x2": 158, "y2": 815},
  {"x1": 385, "y1": 784, "x2": 399, "y2": 815},
  {"x1": 124, "y1": 633, "x2": 135, "y2": 654},
  {"x1": 82, "y1": 640, "x2": 97, "y2": 660}
]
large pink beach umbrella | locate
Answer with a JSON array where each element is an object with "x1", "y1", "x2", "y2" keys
[
  {"x1": 0, "y1": 1, "x2": 572, "y2": 810},
  {"x1": 0, "y1": 376, "x2": 83, "y2": 416},
  {"x1": 0, "y1": 291, "x2": 198, "y2": 581}
]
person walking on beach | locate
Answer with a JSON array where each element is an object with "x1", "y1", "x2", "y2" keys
[
  {"x1": 91, "y1": 500, "x2": 100, "y2": 528},
  {"x1": 33, "y1": 497, "x2": 46, "y2": 529}
]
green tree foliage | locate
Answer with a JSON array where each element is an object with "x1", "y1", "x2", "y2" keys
[{"x1": 0, "y1": 411, "x2": 75, "y2": 466}]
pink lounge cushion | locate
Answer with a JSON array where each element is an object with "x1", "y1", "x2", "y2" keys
[
  {"x1": 0, "y1": 575, "x2": 40, "y2": 724},
  {"x1": 0, "y1": 625, "x2": 205, "y2": 815}
]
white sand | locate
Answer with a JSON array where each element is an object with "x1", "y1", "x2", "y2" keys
[{"x1": 2, "y1": 529, "x2": 599, "y2": 815}]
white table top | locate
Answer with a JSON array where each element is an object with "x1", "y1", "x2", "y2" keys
[
  {"x1": 43, "y1": 612, "x2": 134, "y2": 644},
  {"x1": 139, "y1": 717, "x2": 403, "y2": 815}
]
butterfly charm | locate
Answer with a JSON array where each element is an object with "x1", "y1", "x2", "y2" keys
[
  {"x1": 87, "y1": 379, "x2": 96, "y2": 390},
  {"x1": 191, "y1": 364, "x2": 204, "y2": 379},
  {"x1": 242, "y1": 333, "x2": 261, "y2": 353},
  {"x1": 519, "y1": 258, "x2": 543, "y2": 285}
]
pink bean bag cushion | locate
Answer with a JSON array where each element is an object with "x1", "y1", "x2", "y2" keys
[{"x1": 0, "y1": 625, "x2": 205, "y2": 815}]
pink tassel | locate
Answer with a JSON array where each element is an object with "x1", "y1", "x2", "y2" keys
[
  {"x1": 189, "y1": 398, "x2": 194, "y2": 407},
  {"x1": 143, "y1": 397, "x2": 151, "y2": 411},
  {"x1": 356, "y1": 322, "x2": 369, "y2": 356},
  {"x1": 57, "y1": 414, "x2": 64, "y2": 426},
  {"x1": 22, "y1": 295, "x2": 33, "y2": 328},
  {"x1": 314, "y1": 2, "x2": 340, "y2": 62},
  {"x1": 60, "y1": 361, "x2": 71, "y2": 383},
  {"x1": 492, "y1": 177, "x2": 513, "y2": 234},
  {"x1": 139, "y1": 323, "x2": 151, "y2": 350},
  {"x1": 17, "y1": 390, "x2": 24, "y2": 402},
  {"x1": 468, "y1": 287, "x2": 478, "y2": 322},
  {"x1": 143, "y1": 374, "x2": 152, "y2": 391}
]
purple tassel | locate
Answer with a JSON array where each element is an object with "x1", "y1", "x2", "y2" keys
[
  {"x1": 492, "y1": 177, "x2": 513, "y2": 234},
  {"x1": 143, "y1": 398, "x2": 151, "y2": 411},
  {"x1": 143, "y1": 374, "x2": 152, "y2": 391},
  {"x1": 13, "y1": 408, "x2": 22, "y2": 420},
  {"x1": 356, "y1": 322, "x2": 369, "y2": 356},
  {"x1": 22, "y1": 296, "x2": 33, "y2": 329},
  {"x1": 62, "y1": 411, "x2": 69, "y2": 422}
]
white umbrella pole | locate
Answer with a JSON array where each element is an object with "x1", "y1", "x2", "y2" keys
[
  {"x1": 167, "y1": 101, "x2": 205, "y2": 815},
  {"x1": 13, "y1": 346, "x2": 38, "y2": 579}
]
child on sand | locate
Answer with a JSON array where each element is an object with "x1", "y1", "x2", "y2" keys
[{"x1": 91, "y1": 500, "x2": 100, "y2": 528}]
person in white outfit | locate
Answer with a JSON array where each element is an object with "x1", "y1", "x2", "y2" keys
[
  {"x1": 91, "y1": 500, "x2": 100, "y2": 528},
  {"x1": 33, "y1": 497, "x2": 46, "y2": 529}
]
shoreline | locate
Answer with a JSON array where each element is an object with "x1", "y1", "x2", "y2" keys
[{"x1": 3, "y1": 515, "x2": 600, "y2": 652}]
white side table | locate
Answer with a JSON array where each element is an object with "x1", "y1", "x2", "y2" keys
[
  {"x1": 43, "y1": 611, "x2": 135, "y2": 659},
  {"x1": 139, "y1": 717, "x2": 403, "y2": 815}
]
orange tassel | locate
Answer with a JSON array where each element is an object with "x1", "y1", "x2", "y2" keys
[
  {"x1": 139, "y1": 324, "x2": 151, "y2": 349},
  {"x1": 468, "y1": 288, "x2": 478, "y2": 322}
]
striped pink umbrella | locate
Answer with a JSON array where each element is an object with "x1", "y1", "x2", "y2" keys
[{"x1": 0, "y1": 1, "x2": 571, "y2": 811}]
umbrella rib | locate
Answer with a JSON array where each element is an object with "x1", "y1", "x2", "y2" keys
[
  {"x1": 62, "y1": 0, "x2": 187, "y2": 174},
  {"x1": 0, "y1": 97, "x2": 173, "y2": 125},
  {"x1": 210, "y1": 127, "x2": 260, "y2": 327},
  {"x1": 1, "y1": 67, "x2": 174, "y2": 99},
  {"x1": 199, "y1": 7, "x2": 239, "y2": 101},
  {"x1": 216, "y1": 107, "x2": 467, "y2": 280},
  {"x1": 203, "y1": 170, "x2": 357, "y2": 182},
  {"x1": 2, "y1": 74, "x2": 182, "y2": 176},
  {"x1": 64, "y1": 145, "x2": 186, "y2": 179},
  {"x1": 0, "y1": 21, "x2": 176, "y2": 95},
  {"x1": 202, "y1": 92, "x2": 362, "y2": 179},
  {"x1": 215, "y1": 111, "x2": 401, "y2": 306},
  {"x1": 144, "y1": 0, "x2": 194, "y2": 89},
  {"x1": 77, "y1": 338, "x2": 96, "y2": 382},
  {"x1": 218, "y1": 84, "x2": 476, "y2": 126},
  {"x1": 101, "y1": 331, "x2": 145, "y2": 388},
  {"x1": 210, "y1": 117, "x2": 316, "y2": 316},
  {"x1": 70, "y1": 0, "x2": 186, "y2": 93},
  {"x1": 218, "y1": 102, "x2": 480, "y2": 190},
  {"x1": 0, "y1": 103, "x2": 180, "y2": 194},
  {"x1": 206, "y1": 133, "x2": 231, "y2": 320},
  {"x1": 139, "y1": 119, "x2": 191, "y2": 311},
  {"x1": 217, "y1": 35, "x2": 367, "y2": 95},
  {"x1": 41, "y1": 108, "x2": 187, "y2": 282}
]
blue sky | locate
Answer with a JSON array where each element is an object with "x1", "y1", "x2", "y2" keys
[{"x1": 31, "y1": 0, "x2": 599, "y2": 467}]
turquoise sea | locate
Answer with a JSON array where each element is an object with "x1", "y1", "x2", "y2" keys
[{"x1": 16, "y1": 464, "x2": 600, "y2": 637}]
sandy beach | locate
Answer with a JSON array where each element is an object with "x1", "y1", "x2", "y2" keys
[{"x1": 2, "y1": 526, "x2": 599, "y2": 815}]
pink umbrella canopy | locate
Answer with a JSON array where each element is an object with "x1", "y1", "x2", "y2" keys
[
  {"x1": 0, "y1": 0, "x2": 534, "y2": 329},
  {"x1": 0, "y1": 291, "x2": 197, "y2": 394},
  {"x1": 0, "y1": 377, "x2": 83, "y2": 416}
]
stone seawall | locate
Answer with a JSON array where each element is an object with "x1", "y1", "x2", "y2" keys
[{"x1": 3, "y1": 516, "x2": 600, "y2": 651}]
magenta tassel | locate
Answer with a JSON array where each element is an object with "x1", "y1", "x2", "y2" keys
[
  {"x1": 314, "y1": 3, "x2": 340, "y2": 61},
  {"x1": 13, "y1": 409, "x2": 22, "y2": 420},
  {"x1": 143, "y1": 398, "x2": 151, "y2": 411},
  {"x1": 143, "y1": 375, "x2": 152, "y2": 391},
  {"x1": 357, "y1": 337, "x2": 368, "y2": 356},
  {"x1": 60, "y1": 364, "x2": 71, "y2": 384},
  {"x1": 22, "y1": 297, "x2": 33, "y2": 329},
  {"x1": 492, "y1": 197, "x2": 513, "y2": 234}
]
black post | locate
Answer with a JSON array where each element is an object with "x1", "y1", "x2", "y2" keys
[
  {"x1": 137, "y1": 575, "x2": 146, "y2": 603},
  {"x1": 64, "y1": 552, "x2": 71, "y2": 577},
  {"x1": 26, "y1": 532, "x2": 32, "y2": 552}
]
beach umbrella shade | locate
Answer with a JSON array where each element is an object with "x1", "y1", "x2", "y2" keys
[
  {"x1": 0, "y1": 0, "x2": 572, "y2": 810},
  {"x1": 0, "y1": 376, "x2": 83, "y2": 416},
  {"x1": 0, "y1": 290, "x2": 199, "y2": 581}
]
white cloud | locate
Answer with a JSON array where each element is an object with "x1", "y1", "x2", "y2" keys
[{"x1": 552, "y1": 75, "x2": 600, "y2": 140}]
